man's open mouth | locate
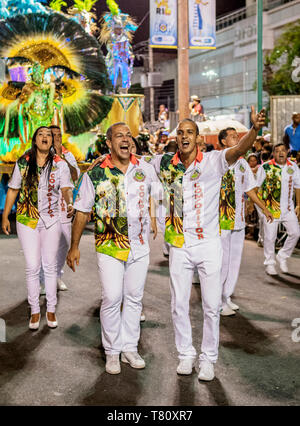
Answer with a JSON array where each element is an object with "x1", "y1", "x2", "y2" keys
[
  {"x1": 120, "y1": 145, "x2": 130, "y2": 152},
  {"x1": 182, "y1": 141, "x2": 190, "y2": 147}
]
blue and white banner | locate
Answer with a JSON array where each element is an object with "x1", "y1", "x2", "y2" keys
[
  {"x1": 188, "y1": 0, "x2": 216, "y2": 49},
  {"x1": 150, "y1": 0, "x2": 177, "y2": 49}
]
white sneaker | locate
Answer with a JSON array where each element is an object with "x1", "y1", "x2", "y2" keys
[
  {"x1": 140, "y1": 312, "x2": 146, "y2": 322},
  {"x1": 57, "y1": 278, "x2": 68, "y2": 291},
  {"x1": 276, "y1": 254, "x2": 288, "y2": 274},
  {"x1": 266, "y1": 264, "x2": 277, "y2": 276},
  {"x1": 227, "y1": 297, "x2": 239, "y2": 311},
  {"x1": 176, "y1": 358, "x2": 195, "y2": 375},
  {"x1": 121, "y1": 352, "x2": 145, "y2": 369},
  {"x1": 220, "y1": 304, "x2": 236, "y2": 316},
  {"x1": 198, "y1": 360, "x2": 215, "y2": 381},
  {"x1": 106, "y1": 354, "x2": 121, "y2": 374},
  {"x1": 40, "y1": 285, "x2": 46, "y2": 296}
]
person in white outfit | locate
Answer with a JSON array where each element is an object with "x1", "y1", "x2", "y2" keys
[
  {"x1": 40, "y1": 126, "x2": 80, "y2": 294},
  {"x1": 67, "y1": 122, "x2": 159, "y2": 375},
  {"x1": 218, "y1": 128, "x2": 274, "y2": 316},
  {"x1": 2, "y1": 127, "x2": 74, "y2": 330},
  {"x1": 149, "y1": 107, "x2": 266, "y2": 381},
  {"x1": 255, "y1": 143, "x2": 300, "y2": 275}
]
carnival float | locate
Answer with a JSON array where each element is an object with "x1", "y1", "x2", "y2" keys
[{"x1": 0, "y1": 0, "x2": 144, "y2": 210}]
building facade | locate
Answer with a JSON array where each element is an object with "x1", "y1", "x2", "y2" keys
[{"x1": 150, "y1": 0, "x2": 300, "y2": 126}]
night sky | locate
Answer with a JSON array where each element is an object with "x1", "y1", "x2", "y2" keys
[{"x1": 47, "y1": 0, "x2": 246, "y2": 46}]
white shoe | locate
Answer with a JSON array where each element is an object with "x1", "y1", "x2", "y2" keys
[
  {"x1": 198, "y1": 360, "x2": 215, "y2": 381},
  {"x1": 140, "y1": 312, "x2": 146, "y2": 322},
  {"x1": 227, "y1": 297, "x2": 239, "y2": 311},
  {"x1": 57, "y1": 278, "x2": 68, "y2": 291},
  {"x1": 40, "y1": 285, "x2": 46, "y2": 296},
  {"x1": 276, "y1": 254, "x2": 288, "y2": 274},
  {"x1": 29, "y1": 314, "x2": 40, "y2": 330},
  {"x1": 106, "y1": 354, "x2": 121, "y2": 374},
  {"x1": 46, "y1": 312, "x2": 58, "y2": 329},
  {"x1": 121, "y1": 352, "x2": 145, "y2": 369},
  {"x1": 176, "y1": 358, "x2": 195, "y2": 375},
  {"x1": 266, "y1": 265, "x2": 277, "y2": 276},
  {"x1": 220, "y1": 304, "x2": 236, "y2": 316}
]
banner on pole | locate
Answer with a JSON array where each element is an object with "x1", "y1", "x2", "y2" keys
[
  {"x1": 188, "y1": 0, "x2": 216, "y2": 49},
  {"x1": 150, "y1": 0, "x2": 177, "y2": 49}
]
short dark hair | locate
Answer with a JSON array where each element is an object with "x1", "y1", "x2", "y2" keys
[
  {"x1": 106, "y1": 122, "x2": 128, "y2": 140},
  {"x1": 177, "y1": 119, "x2": 199, "y2": 136},
  {"x1": 272, "y1": 142, "x2": 287, "y2": 152},
  {"x1": 206, "y1": 143, "x2": 215, "y2": 152},
  {"x1": 218, "y1": 127, "x2": 236, "y2": 146},
  {"x1": 132, "y1": 137, "x2": 142, "y2": 156},
  {"x1": 48, "y1": 125, "x2": 61, "y2": 131}
]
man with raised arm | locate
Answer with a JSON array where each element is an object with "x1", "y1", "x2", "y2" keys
[{"x1": 150, "y1": 106, "x2": 266, "y2": 381}]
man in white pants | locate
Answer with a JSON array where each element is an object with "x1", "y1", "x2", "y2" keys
[
  {"x1": 40, "y1": 126, "x2": 80, "y2": 293},
  {"x1": 150, "y1": 107, "x2": 266, "y2": 381},
  {"x1": 67, "y1": 122, "x2": 159, "y2": 375},
  {"x1": 218, "y1": 128, "x2": 274, "y2": 316},
  {"x1": 256, "y1": 143, "x2": 300, "y2": 275}
]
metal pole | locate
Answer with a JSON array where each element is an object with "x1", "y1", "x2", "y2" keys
[
  {"x1": 177, "y1": 0, "x2": 190, "y2": 120},
  {"x1": 149, "y1": 45, "x2": 155, "y2": 122},
  {"x1": 257, "y1": 0, "x2": 263, "y2": 113}
]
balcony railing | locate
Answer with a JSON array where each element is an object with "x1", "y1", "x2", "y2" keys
[{"x1": 216, "y1": 0, "x2": 296, "y2": 31}]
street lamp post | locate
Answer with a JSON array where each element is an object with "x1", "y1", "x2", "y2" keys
[
  {"x1": 177, "y1": 0, "x2": 190, "y2": 120},
  {"x1": 257, "y1": 0, "x2": 263, "y2": 113}
]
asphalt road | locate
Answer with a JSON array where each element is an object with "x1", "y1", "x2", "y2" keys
[{"x1": 0, "y1": 227, "x2": 299, "y2": 406}]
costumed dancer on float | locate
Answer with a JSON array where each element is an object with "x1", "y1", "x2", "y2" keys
[
  {"x1": 148, "y1": 107, "x2": 266, "y2": 381},
  {"x1": 0, "y1": 5, "x2": 113, "y2": 161},
  {"x1": 67, "y1": 123, "x2": 159, "y2": 375},
  {"x1": 99, "y1": 0, "x2": 137, "y2": 92},
  {"x1": 40, "y1": 125, "x2": 80, "y2": 294},
  {"x1": 218, "y1": 127, "x2": 274, "y2": 317},
  {"x1": 255, "y1": 143, "x2": 300, "y2": 276},
  {"x1": 1, "y1": 127, "x2": 74, "y2": 330}
]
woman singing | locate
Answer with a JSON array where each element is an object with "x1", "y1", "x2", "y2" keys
[{"x1": 2, "y1": 127, "x2": 74, "y2": 330}]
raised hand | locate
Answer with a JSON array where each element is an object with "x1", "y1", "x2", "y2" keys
[{"x1": 251, "y1": 106, "x2": 266, "y2": 131}]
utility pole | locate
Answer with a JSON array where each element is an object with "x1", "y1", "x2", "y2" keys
[
  {"x1": 149, "y1": 45, "x2": 155, "y2": 122},
  {"x1": 177, "y1": 0, "x2": 190, "y2": 120},
  {"x1": 257, "y1": 0, "x2": 263, "y2": 113}
]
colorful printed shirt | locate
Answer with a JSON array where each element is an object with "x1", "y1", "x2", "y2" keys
[
  {"x1": 74, "y1": 154, "x2": 160, "y2": 261},
  {"x1": 59, "y1": 147, "x2": 80, "y2": 224},
  {"x1": 219, "y1": 158, "x2": 256, "y2": 230},
  {"x1": 8, "y1": 154, "x2": 74, "y2": 229},
  {"x1": 150, "y1": 148, "x2": 230, "y2": 248},
  {"x1": 256, "y1": 159, "x2": 300, "y2": 220}
]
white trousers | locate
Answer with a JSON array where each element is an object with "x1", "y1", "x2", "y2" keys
[
  {"x1": 169, "y1": 239, "x2": 223, "y2": 364},
  {"x1": 256, "y1": 206, "x2": 264, "y2": 243},
  {"x1": 263, "y1": 212, "x2": 300, "y2": 265},
  {"x1": 17, "y1": 220, "x2": 60, "y2": 314},
  {"x1": 220, "y1": 228, "x2": 245, "y2": 304},
  {"x1": 40, "y1": 222, "x2": 71, "y2": 283},
  {"x1": 97, "y1": 251, "x2": 149, "y2": 355}
]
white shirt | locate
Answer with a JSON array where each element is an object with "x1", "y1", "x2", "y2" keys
[
  {"x1": 256, "y1": 159, "x2": 300, "y2": 220},
  {"x1": 74, "y1": 155, "x2": 161, "y2": 261},
  {"x1": 9, "y1": 155, "x2": 74, "y2": 229},
  {"x1": 59, "y1": 149, "x2": 80, "y2": 224},
  {"x1": 151, "y1": 149, "x2": 230, "y2": 247}
]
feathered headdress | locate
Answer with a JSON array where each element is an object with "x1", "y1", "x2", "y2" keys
[{"x1": 99, "y1": 0, "x2": 138, "y2": 45}]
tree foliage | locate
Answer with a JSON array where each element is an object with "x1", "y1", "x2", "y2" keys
[{"x1": 263, "y1": 20, "x2": 300, "y2": 95}]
